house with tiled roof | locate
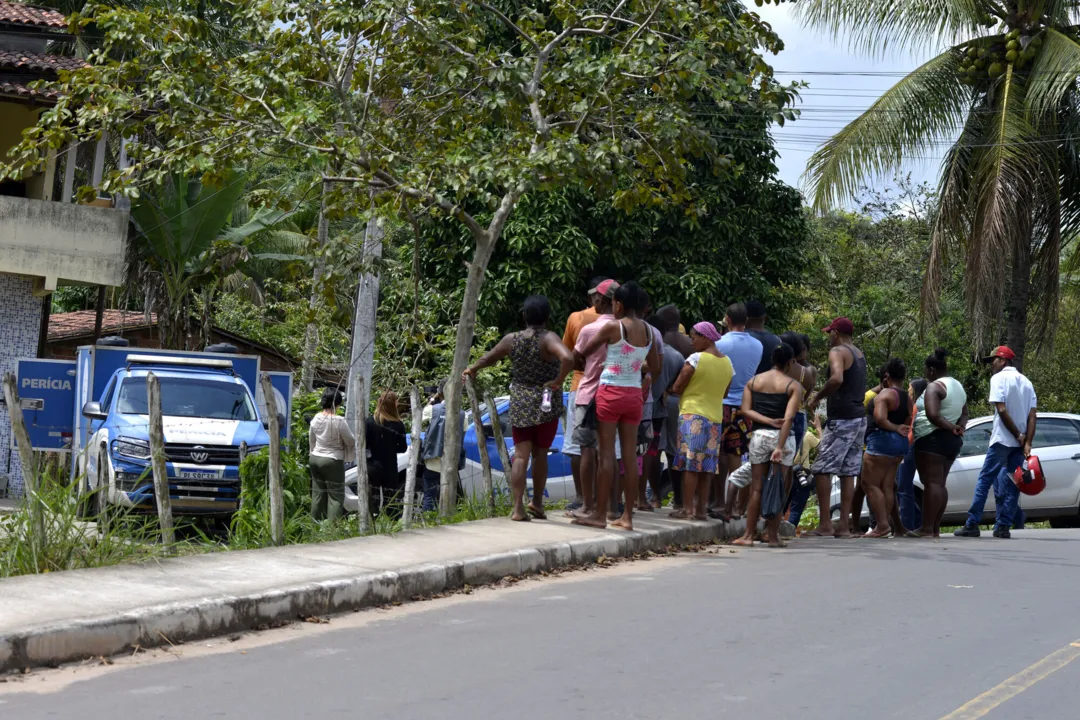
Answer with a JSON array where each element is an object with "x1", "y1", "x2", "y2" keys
[{"x1": 1, "y1": 1, "x2": 128, "y2": 497}]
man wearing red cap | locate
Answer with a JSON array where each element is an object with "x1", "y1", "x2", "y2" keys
[
  {"x1": 954, "y1": 346, "x2": 1037, "y2": 539},
  {"x1": 806, "y1": 317, "x2": 867, "y2": 537}
]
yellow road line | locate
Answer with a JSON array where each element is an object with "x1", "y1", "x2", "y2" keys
[{"x1": 940, "y1": 639, "x2": 1080, "y2": 719}]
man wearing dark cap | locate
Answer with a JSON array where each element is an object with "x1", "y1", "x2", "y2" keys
[
  {"x1": 561, "y1": 276, "x2": 608, "y2": 511},
  {"x1": 807, "y1": 317, "x2": 867, "y2": 537},
  {"x1": 745, "y1": 300, "x2": 782, "y2": 375},
  {"x1": 954, "y1": 346, "x2": 1037, "y2": 539}
]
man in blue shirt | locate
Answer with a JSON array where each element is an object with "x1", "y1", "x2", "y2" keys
[{"x1": 714, "y1": 302, "x2": 762, "y2": 519}]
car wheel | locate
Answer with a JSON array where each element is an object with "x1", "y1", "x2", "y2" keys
[{"x1": 1049, "y1": 515, "x2": 1080, "y2": 529}]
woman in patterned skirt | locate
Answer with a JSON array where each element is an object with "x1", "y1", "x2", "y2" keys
[
  {"x1": 668, "y1": 322, "x2": 733, "y2": 520},
  {"x1": 464, "y1": 295, "x2": 572, "y2": 521}
]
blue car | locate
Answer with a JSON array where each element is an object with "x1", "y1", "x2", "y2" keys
[{"x1": 81, "y1": 355, "x2": 271, "y2": 518}]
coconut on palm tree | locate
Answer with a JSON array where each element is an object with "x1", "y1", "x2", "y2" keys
[{"x1": 798, "y1": 0, "x2": 1080, "y2": 365}]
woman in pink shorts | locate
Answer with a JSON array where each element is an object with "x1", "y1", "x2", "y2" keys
[{"x1": 574, "y1": 281, "x2": 660, "y2": 531}]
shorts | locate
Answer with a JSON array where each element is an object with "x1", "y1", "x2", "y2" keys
[
  {"x1": 570, "y1": 401, "x2": 622, "y2": 459},
  {"x1": 512, "y1": 418, "x2": 559, "y2": 448},
  {"x1": 728, "y1": 461, "x2": 752, "y2": 488},
  {"x1": 748, "y1": 427, "x2": 797, "y2": 466},
  {"x1": 563, "y1": 391, "x2": 581, "y2": 456},
  {"x1": 722, "y1": 405, "x2": 752, "y2": 456},
  {"x1": 865, "y1": 430, "x2": 910, "y2": 458},
  {"x1": 673, "y1": 413, "x2": 723, "y2": 474},
  {"x1": 811, "y1": 417, "x2": 867, "y2": 477},
  {"x1": 913, "y1": 428, "x2": 963, "y2": 459},
  {"x1": 646, "y1": 418, "x2": 664, "y2": 456},
  {"x1": 596, "y1": 385, "x2": 644, "y2": 425}
]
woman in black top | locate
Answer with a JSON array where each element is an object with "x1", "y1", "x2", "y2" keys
[
  {"x1": 736, "y1": 343, "x2": 803, "y2": 547},
  {"x1": 366, "y1": 391, "x2": 408, "y2": 516},
  {"x1": 860, "y1": 359, "x2": 912, "y2": 538}
]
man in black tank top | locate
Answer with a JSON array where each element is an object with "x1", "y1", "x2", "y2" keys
[{"x1": 805, "y1": 317, "x2": 868, "y2": 537}]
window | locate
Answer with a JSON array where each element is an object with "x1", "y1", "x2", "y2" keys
[
  {"x1": 117, "y1": 377, "x2": 257, "y2": 421},
  {"x1": 496, "y1": 407, "x2": 512, "y2": 439},
  {"x1": 1032, "y1": 418, "x2": 1080, "y2": 449},
  {"x1": 959, "y1": 422, "x2": 992, "y2": 458},
  {"x1": 98, "y1": 378, "x2": 117, "y2": 413}
]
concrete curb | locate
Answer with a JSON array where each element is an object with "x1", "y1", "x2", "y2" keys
[{"x1": 0, "y1": 517, "x2": 748, "y2": 672}]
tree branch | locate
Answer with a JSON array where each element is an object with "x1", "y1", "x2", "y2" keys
[{"x1": 475, "y1": 1, "x2": 539, "y2": 50}]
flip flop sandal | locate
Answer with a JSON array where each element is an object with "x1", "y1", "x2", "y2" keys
[
  {"x1": 803, "y1": 529, "x2": 831, "y2": 537},
  {"x1": 526, "y1": 505, "x2": 547, "y2": 520},
  {"x1": 510, "y1": 513, "x2": 532, "y2": 522}
]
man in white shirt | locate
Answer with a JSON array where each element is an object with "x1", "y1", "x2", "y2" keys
[{"x1": 954, "y1": 346, "x2": 1037, "y2": 539}]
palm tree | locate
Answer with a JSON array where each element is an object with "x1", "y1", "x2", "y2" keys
[
  {"x1": 129, "y1": 172, "x2": 304, "y2": 349},
  {"x1": 797, "y1": 0, "x2": 1080, "y2": 364}
]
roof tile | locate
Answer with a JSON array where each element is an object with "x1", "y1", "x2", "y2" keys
[
  {"x1": 0, "y1": 49, "x2": 86, "y2": 73},
  {"x1": 48, "y1": 310, "x2": 158, "y2": 342},
  {"x1": 0, "y1": 1, "x2": 66, "y2": 29}
]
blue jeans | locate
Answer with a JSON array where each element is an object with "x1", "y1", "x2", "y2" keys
[
  {"x1": 895, "y1": 445, "x2": 922, "y2": 531},
  {"x1": 966, "y1": 443, "x2": 1024, "y2": 530},
  {"x1": 421, "y1": 468, "x2": 441, "y2": 512},
  {"x1": 787, "y1": 481, "x2": 812, "y2": 526},
  {"x1": 792, "y1": 412, "x2": 807, "y2": 456}
]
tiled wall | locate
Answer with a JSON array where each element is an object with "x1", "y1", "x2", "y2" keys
[{"x1": 0, "y1": 273, "x2": 44, "y2": 497}]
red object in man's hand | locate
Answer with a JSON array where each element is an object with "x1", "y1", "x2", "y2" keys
[{"x1": 1014, "y1": 456, "x2": 1046, "y2": 496}]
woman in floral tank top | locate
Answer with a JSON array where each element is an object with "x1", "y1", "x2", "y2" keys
[{"x1": 465, "y1": 295, "x2": 572, "y2": 521}]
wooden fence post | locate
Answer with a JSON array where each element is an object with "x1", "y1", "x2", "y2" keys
[
  {"x1": 259, "y1": 374, "x2": 284, "y2": 545},
  {"x1": 402, "y1": 386, "x2": 423, "y2": 529},
  {"x1": 483, "y1": 391, "x2": 513, "y2": 510},
  {"x1": 145, "y1": 372, "x2": 175, "y2": 546},
  {"x1": 352, "y1": 374, "x2": 371, "y2": 533},
  {"x1": 464, "y1": 376, "x2": 493, "y2": 515},
  {"x1": 2, "y1": 372, "x2": 44, "y2": 553}
]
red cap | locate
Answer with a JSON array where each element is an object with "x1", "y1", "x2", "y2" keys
[
  {"x1": 595, "y1": 279, "x2": 620, "y2": 298},
  {"x1": 982, "y1": 346, "x2": 1015, "y2": 363},
  {"x1": 821, "y1": 317, "x2": 854, "y2": 335}
]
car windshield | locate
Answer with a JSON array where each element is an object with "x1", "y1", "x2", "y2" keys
[{"x1": 117, "y1": 377, "x2": 257, "y2": 421}]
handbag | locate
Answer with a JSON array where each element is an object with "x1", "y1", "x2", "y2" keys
[{"x1": 761, "y1": 463, "x2": 785, "y2": 519}]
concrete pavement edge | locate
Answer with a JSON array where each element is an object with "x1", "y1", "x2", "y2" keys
[{"x1": 0, "y1": 517, "x2": 745, "y2": 673}]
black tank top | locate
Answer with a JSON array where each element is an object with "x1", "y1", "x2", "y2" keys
[
  {"x1": 751, "y1": 378, "x2": 794, "y2": 420},
  {"x1": 826, "y1": 345, "x2": 867, "y2": 420},
  {"x1": 866, "y1": 388, "x2": 909, "y2": 436}
]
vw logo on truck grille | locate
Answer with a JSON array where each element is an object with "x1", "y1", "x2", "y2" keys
[{"x1": 190, "y1": 446, "x2": 210, "y2": 463}]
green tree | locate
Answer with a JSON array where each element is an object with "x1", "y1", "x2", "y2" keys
[
  {"x1": 797, "y1": 0, "x2": 1080, "y2": 366},
  {"x1": 4, "y1": 0, "x2": 798, "y2": 513}
]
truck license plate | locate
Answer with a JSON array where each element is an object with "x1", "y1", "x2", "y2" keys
[{"x1": 178, "y1": 469, "x2": 222, "y2": 480}]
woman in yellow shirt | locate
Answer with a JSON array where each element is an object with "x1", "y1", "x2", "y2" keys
[{"x1": 669, "y1": 322, "x2": 733, "y2": 520}]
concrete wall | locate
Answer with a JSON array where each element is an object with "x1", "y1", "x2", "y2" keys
[
  {"x1": 0, "y1": 274, "x2": 44, "y2": 498},
  {"x1": 0, "y1": 195, "x2": 128, "y2": 291}
]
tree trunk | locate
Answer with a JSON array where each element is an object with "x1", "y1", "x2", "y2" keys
[
  {"x1": 301, "y1": 181, "x2": 330, "y2": 392},
  {"x1": 439, "y1": 235, "x2": 497, "y2": 516},
  {"x1": 1006, "y1": 239, "x2": 1032, "y2": 370},
  {"x1": 345, "y1": 208, "x2": 383, "y2": 436}
]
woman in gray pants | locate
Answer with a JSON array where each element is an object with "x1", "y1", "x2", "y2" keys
[{"x1": 308, "y1": 388, "x2": 356, "y2": 521}]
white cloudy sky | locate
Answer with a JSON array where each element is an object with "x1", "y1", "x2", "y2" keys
[{"x1": 753, "y1": 4, "x2": 939, "y2": 196}]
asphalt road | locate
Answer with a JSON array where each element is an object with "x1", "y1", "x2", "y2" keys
[{"x1": 6, "y1": 530, "x2": 1080, "y2": 719}]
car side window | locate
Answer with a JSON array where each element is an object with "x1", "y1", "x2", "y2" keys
[
  {"x1": 99, "y1": 378, "x2": 117, "y2": 413},
  {"x1": 1032, "y1": 419, "x2": 1080, "y2": 449},
  {"x1": 960, "y1": 422, "x2": 992, "y2": 457},
  {"x1": 497, "y1": 408, "x2": 512, "y2": 439}
]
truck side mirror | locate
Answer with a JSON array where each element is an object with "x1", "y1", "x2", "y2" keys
[{"x1": 82, "y1": 401, "x2": 107, "y2": 420}]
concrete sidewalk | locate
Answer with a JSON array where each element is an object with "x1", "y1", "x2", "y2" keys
[{"x1": 0, "y1": 510, "x2": 742, "y2": 672}]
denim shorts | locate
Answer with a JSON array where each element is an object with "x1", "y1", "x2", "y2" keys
[{"x1": 865, "y1": 430, "x2": 909, "y2": 458}]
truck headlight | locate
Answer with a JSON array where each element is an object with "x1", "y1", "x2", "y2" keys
[{"x1": 114, "y1": 437, "x2": 150, "y2": 460}]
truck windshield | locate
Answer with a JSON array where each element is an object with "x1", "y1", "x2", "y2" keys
[{"x1": 117, "y1": 377, "x2": 258, "y2": 421}]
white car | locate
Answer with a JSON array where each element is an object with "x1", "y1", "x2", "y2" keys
[{"x1": 831, "y1": 412, "x2": 1080, "y2": 528}]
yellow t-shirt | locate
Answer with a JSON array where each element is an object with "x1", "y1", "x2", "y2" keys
[
  {"x1": 795, "y1": 429, "x2": 819, "y2": 467},
  {"x1": 864, "y1": 390, "x2": 878, "y2": 410},
  {"x1": 678, "y1": 352, "x2": 733, "y2": 424}
]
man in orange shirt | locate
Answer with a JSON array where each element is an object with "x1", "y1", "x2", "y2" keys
[{"x1": 560, "y1": 276, "x2": 607, "y2": 512}]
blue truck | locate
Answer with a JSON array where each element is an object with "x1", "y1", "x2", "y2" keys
[{"x1": 15, "y1": 344, "x2": 292, "y2": 518}]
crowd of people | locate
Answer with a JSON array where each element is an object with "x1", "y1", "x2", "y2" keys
[
  {"x1": 309, "y1": 277, "x2": 1040, "y2": 546},
  {"x1": 462, "y1": 277, "x2": 1040, "y2": 545}
]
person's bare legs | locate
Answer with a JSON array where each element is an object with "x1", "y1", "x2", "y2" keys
[
  {"x1": 527, "y1": 445, "x2": 548, "y2": 517},
  {"x1": 612, "y1": 421, "x2": 640, "y2": 530},
  {"x1": 915, "y1": 452, "x2": 945, "y2": 537},
  {"x1": 570, "y1": 454, "x2": 584, "y2": 506},
  {"x1": 720, "y1": 455, "x2": 740, "y2": 518},
  {"x1": 881, "y1": 458, "x2": 900, "y2": 532},
  {"x1": 509, "y1": 440, "x2": 533, "y2": 521},
  {"x1": 734, "y1": 463, "x2": 768, "y2": 546},
  {"x1": 672, "y1": 471, "x2": 698, "y2": 519},
  {"x1": 850, "y1": 478, "x2": 866, "y2": 535},
  {"x1": 861, "y1": 453, "x2": 892, "y2": 537},
  {"x1": 695, "y1": 473, "x2": 711, "y2": 520},
  {"x1": 571, "y1": 447, "x2": 597, "y2": 518},
  {"x1": 573, "y1": 424, "x2": 616, "y2": 529},
  {"x1": 934, "y1": 458, "x2": 954, "y2": 537},
  {"x1": 812, "y1": 473, "x2": 835, "y2": 535},
  {"x1": 639, "y1": 451, "x2": 656, "y2": 511},
  {"x1": 835, "y1": 475, "x2": 855, "y2": 537}
]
